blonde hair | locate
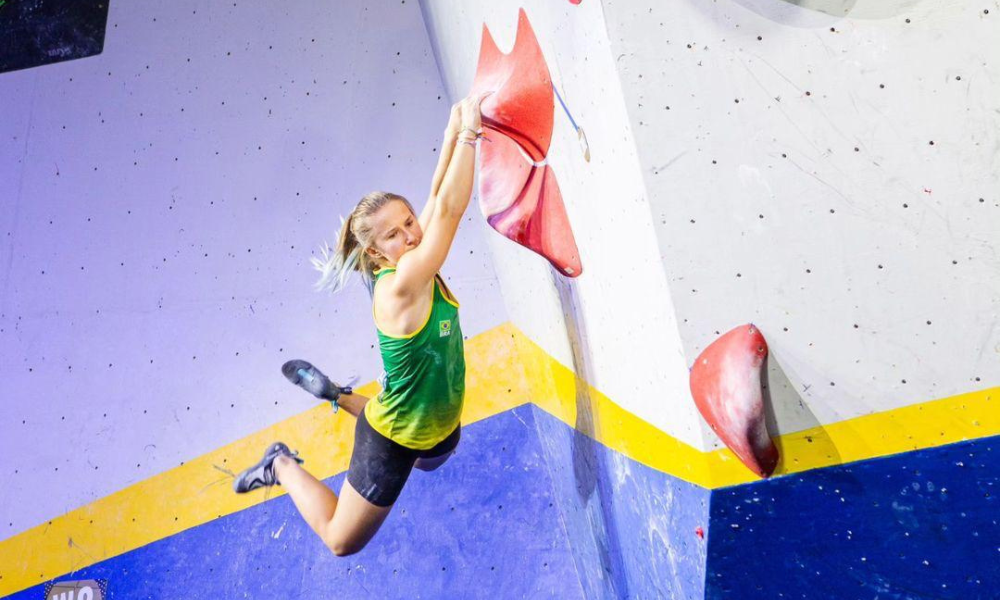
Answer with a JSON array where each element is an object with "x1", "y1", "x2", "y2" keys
[{"x1": 311, "y1": 191, "x2": 415, "y2": 296}]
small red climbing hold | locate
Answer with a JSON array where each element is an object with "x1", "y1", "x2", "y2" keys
[
  {"x1": 689, "y1": 323, "x2": 779, "y2": 477},
  {"x1": 695, "y1": 526, "x2": 705, "y2": 539}
]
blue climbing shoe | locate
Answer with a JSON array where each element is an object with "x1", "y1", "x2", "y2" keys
[
  {"x1": 281, "y1": 359, "x2": 351, "y2": 413},
  {"x1": 232, "y1": 442, "x2": 304, "y2": 493}
]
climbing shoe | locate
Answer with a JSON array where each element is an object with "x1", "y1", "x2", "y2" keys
[
  {"x1": 281, "y1": 359, "x2": 351, "y2": 413},
  {"x1": 232, "y1": 441, "x2": 304, "y2": 493}
]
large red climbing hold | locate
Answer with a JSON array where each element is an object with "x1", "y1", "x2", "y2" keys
[
  {"x1": 469, "y1": 8, "x2": 583, "y2": 277},
  {"x1": 689, "y1": 324, "x2": 779, "y2": 478}
]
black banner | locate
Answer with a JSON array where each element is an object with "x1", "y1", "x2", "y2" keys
[{"x1": 0, "y1": 0, "x2": 110, "y2": 74}]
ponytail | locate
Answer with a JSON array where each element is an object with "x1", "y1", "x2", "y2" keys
[{"x1": 310, "y1": 213, "x2": 370, "y2": 295}]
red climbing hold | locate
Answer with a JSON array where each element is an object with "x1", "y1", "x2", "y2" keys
[
  {"x1": 470, "y1": 8, "x2": 583, "y2": 277},
  {"x1": 689, "y1": 324, "x2": 779, "y2": 478}
]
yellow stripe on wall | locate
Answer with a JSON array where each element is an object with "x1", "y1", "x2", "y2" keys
[
  {"x1": 511, "y1": 328, "x2": 999, "y2": 488},
  {"x1": 0, "y1": 321, "x2": 995, "y2": 596}
]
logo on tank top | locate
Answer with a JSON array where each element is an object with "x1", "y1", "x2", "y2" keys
[{"x1": 439, "y1": 319, "x2": 452, "y2": 337}]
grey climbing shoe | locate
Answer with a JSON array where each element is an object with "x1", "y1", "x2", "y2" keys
[
  {"x1": 232, "y1": 441, "x2": 304, "y2": 493},
  {"x1": 281, "y1": 359, "x2": 351, "y2": 413}
]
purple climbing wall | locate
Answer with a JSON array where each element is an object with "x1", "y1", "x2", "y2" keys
[{"x1": 0, "y1": 0, "x2": 506, "y2": 539}]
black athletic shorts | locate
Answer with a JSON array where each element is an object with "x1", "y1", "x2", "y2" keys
[{"x1": 346, "y1": 407, "x2": 461, "y2": 507}]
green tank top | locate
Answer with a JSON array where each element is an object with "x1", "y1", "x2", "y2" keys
[{"x1": 364, "y1": 266, "x2": 466, "y2": 450}]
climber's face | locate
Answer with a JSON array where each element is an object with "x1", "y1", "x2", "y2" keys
[{"x1": 366, "y1": 200, "x2": 423, "y2": 266}]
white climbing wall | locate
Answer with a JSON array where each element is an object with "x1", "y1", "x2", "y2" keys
[{"x1": 601, "y1": 0, "x2": 1000, "y2": 438}]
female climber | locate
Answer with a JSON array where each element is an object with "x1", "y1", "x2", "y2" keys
[{"x1": 230, "y1": 90, "x2": 492, "y2": 557}]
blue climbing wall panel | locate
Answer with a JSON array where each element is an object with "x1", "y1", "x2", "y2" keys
[
  {"x1": 706, "y1": 435, "x2": 1000, "y2": 599},
  {"x1": 531, "y1": 405, "x2": 710, "y2": 599},
  {"x1": 2, "y1": 407, "x2": 586, "y2": 600}
]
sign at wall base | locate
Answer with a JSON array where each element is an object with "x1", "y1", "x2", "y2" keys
[{"x1": 43, "y1": 579, "x2": 108, "y2": 600}]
